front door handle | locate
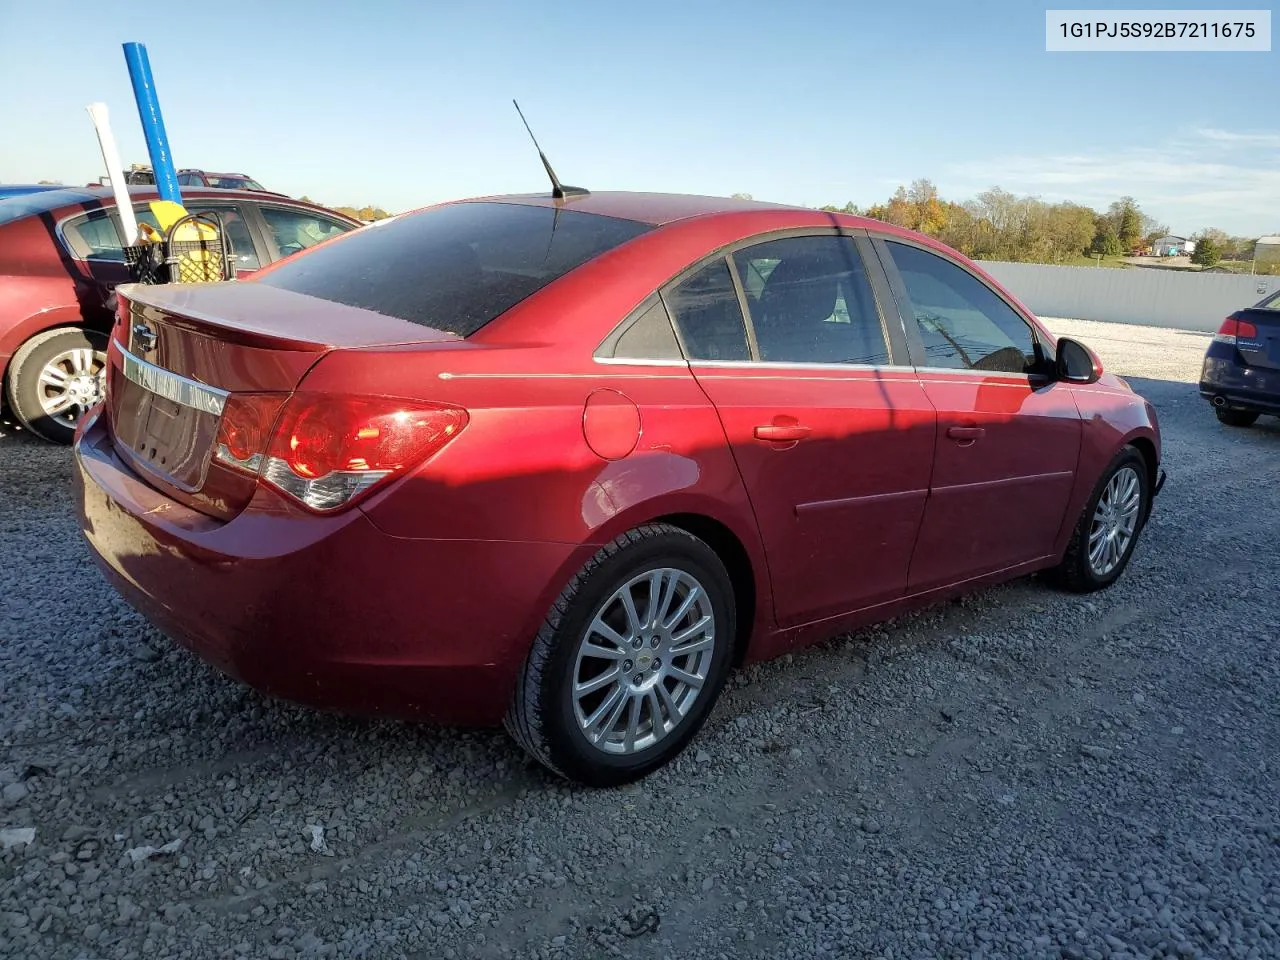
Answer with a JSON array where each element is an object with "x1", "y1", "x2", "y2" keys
[
  {"x1": 754, "y1": 423, "x2": 811, "y2": 442},
  {"x1": 946, "y1": 426, "x2": 985, "y2": 442}
]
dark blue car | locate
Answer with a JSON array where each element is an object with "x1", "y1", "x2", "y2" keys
[{"x1": 1200, "y1": 287, "x2": 1280, "y2": 427}]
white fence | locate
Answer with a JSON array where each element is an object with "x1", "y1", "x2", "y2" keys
[{"x1": 976, "y1": 261, "x2": 1277, "y2": 333}]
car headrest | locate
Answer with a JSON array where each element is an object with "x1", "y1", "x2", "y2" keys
[{"x1": 756, "y1": 254, "x2": 840, "y2": 328}]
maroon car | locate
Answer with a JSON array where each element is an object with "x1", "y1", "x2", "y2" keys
[
  {"x1": 75, "y1": 191, "x2": 1165, "y2": 786},
  {"x1": 177, "y1": 170, "x2": 274, "y2": 193},
  {"x1": 0, "y1": 186, "x2": 360, "y2": 443}
]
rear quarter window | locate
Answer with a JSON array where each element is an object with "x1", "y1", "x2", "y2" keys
[{"x1": 255, "y1": 201, "x2": 653, "y2": 337}]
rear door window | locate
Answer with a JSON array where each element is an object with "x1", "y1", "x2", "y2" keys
[
  {"x1": 736, "y1": 234, "x2": 889, "y2": 365},
  {"x1": 60, "y1": 204, "x2": 262, "y2": 269},
  {"x1": 257, "y1": 201, "x2": 654, "y2": 337},
  {"x1": 663, "y1": 258, "x2": 751, "y2": 361}
]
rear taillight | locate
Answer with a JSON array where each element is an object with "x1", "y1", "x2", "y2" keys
[
  {"x1": 1214, "y1": 317, "x2": 1258, "y2": 345},
  {"x1": 215, "y1": 394, "x2": 289, "y2": 475},
  {"x1": 214, "y1": 393, "x2": 467, "y2": 512}
]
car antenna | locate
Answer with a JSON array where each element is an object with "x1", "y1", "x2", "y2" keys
[{"x1": 512, "y1": 99, "x2": 588, "y2": 199}]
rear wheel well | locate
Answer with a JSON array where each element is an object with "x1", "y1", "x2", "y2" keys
[{"x1": 654, "y1": 513, "x2": 756, "y2": 666}]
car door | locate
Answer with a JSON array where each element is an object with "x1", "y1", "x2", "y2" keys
[
  {"x1": 872, "y1": 236, "x2": 1082, "y2": 592},
  {"x1": 663, "y1": 232, "x2": 937, "y2": 629}
]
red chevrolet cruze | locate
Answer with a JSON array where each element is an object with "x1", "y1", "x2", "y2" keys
[{"x1": 74, "y1": 191, "x2": 1164, "y2": 786}]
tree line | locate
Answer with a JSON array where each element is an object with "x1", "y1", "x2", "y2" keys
[
  {"x1": 299, "y1": 198, "x2": 391, "y2": 222},
  {"x1": 789, "y1": 181, "x2": 1269, "y2": 270}
]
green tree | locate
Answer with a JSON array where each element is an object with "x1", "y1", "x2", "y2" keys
[
  {"x1": 1107, "y1": 197, "x2": 1143, "y2": 250},
  {"x1": 1117, "y1": 207, "x2": 1142, "y2": 250},
  {"x1": 730, "y1": 192, "x2": 753, "y2": 200},
  {"x1": 1091, "y1": 217, "x2": 1121, "y2": 256},
  {"x1": 1190, "y1": 235, "x2": 1221, "y2": 267}
]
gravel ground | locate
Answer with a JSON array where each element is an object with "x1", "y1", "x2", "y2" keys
[{"x1": 2, "y1": 317, "x2": 1277, "y2": 960}]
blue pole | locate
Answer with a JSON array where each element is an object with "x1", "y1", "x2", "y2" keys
[{"x1": 122, "y1": 42, "x2": 181, "y2": 205}]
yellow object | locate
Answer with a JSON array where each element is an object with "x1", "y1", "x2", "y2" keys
[
  {"x1": 137, "y1": 221, "x2": 165, "y2": 243},
  {"x1": 131, "y1": 202, "x2": 225, "y2": 283},
  {"x1": 148, "y1": 200, "x2": 187, "y2": 233}
]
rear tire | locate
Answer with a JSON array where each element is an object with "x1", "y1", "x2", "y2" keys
[
  {"x1": 5, "y1": 328, "x2": 108, "y2": 445},
  {"x1": 1215, "y1": 407, "x2": 1259, "y2": 428},
  {"x1": 1048, "y1": 446, "x2": 1150, "y2": 594},
  {"x1": 505, "y1": 523, "x2": 736, "y2": 787}
]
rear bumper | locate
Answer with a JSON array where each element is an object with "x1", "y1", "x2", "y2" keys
[
  {"x1": 1199, "y1": 355, "x2": 1280, "y2": 414},
  {"x1": 72, "y1": 409, "x2": 580, "y2": 726}
]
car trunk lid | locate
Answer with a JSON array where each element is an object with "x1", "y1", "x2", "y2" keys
[
  {"x1": 1231, "y1": 306, "x2": 1280, "y2": 371},
  {"x1": 106, "y1": 282, "x2": 460, "y2": 520}
]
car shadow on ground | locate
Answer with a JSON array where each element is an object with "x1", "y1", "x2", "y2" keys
[{"x1": 1122, "y1": 375, "x2": 1280, "y2": 441}]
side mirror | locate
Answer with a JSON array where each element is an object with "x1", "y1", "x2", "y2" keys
[{"x1": 1055, "y1": 337, "x2": 1103, "y2": 384}]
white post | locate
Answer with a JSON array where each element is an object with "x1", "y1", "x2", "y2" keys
[{"x1": 86, "y1": 102, "x2": 140, "y2": 247}]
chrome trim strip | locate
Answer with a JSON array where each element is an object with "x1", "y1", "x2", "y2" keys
[
  {"x1": 436, "y1": 371, "x2": 690, "y2": 380},
  {"x1": 592, "y1": 357, "x2": 691, "y2": 368},
  {"x1": 913, "y1": 366, "x2": 1040, "y2": 383},
  {"x1": 119, "y1": 343, "x2": 228, "y2": 416},
  {"x1": 688, "y1": 360, "x2": 904, "y2": 372}
]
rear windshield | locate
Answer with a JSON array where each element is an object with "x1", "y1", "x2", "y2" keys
[
  {"x1": 210, "y1": 177, "x2": 264, "y2": 191},
  {"x1": 1255, "y1": 288, "x2": 1280, "y2": 310},
  {"x1": 256, "y1": 200, "x2": 653, "y2": 336}
]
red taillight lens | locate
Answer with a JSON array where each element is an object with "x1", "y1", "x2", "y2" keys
[
  {"x1": 214, "y1": 393, "x2": 468, "y2": 511},
  {"x1": 1214, "y1": 317, "x2": 1258, "y2": 345},
  {"x1": 215, "y1": 394, "x2": 289, "y2": 473}
]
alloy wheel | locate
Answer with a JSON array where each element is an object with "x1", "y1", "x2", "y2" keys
[
  {"x1": 1087, "y1": 465, "x2": 1142, "y2": 577},
  {"x1": 36, "y1": 348, "x2": 106, "y2": 425},
  {"x1": 571, "y1": 567, "x2": 717, "y2": 755}
]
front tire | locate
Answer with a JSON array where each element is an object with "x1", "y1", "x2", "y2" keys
[
  {"x1": 1049, "y1": 447, "x2": 1151, "y2": 593},
  {"x1": 505, "y1": 523, "x2": 736, "y2": 787},
  {"x1": 5, "y1": 328, "x2": 108, "y2": 444},
  {"x1": 1215, "y1": 407, "x2": 1259, "y2": 428}
]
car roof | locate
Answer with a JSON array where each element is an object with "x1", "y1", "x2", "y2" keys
[
  {"x1": 448, "y1": 190, "x2": 914, "y2": 237},
  {"x1": 459, "y1": 190, "x2": 804, "y2": 226},
  {"x1": 0, "y1": 185, "x2": 360, "y2": 226}
]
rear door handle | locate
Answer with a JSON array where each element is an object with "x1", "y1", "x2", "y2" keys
[
  {"x1": 754, "y1": 423, "x2": 811, "y2": 442},
  {"x1": 946, "y1": 426, "x2": 985, "y2": 442}
]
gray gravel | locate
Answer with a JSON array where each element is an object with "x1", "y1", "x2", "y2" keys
[{"x1": 2, "y1": 317, "x2": 1278, "y2": 960}]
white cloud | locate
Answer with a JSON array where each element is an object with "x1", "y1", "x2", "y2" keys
[
  {"x1": 1194, "y1": 128, "x2": 1280, "y2": 147},
  {"x1": 937, "y1": 129, "x2": 1280, "y2": 235}
]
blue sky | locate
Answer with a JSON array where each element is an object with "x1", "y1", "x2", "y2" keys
[{"x1": 1, "y1": 0, "x2": 1276, "y2": 235}]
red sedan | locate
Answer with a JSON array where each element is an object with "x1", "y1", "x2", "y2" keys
[
  {"x1": 73, "y1": 191, "x2": 1164, "y2": 786},
  {"x1": 0, "y1": 186, "x2": 360, "y2": 444}
]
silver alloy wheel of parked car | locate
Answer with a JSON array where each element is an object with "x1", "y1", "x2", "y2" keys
[
  {"x1": 5, "y1": 327, "x2": 110, "y2": 444},
  {"x1": 37, "y1": 347, "x2": 106, "y2": 424},
  {"x1": 572, "y1": 567, "x2": 717, "y2": 755},
  {"x1": 1087, "y1": 465, "x2": 1142, "y2": 577}
]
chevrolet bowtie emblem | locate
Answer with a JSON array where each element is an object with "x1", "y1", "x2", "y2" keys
[{"x1": 132, "y1": 323, "x2": 157, "y2": 354}]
